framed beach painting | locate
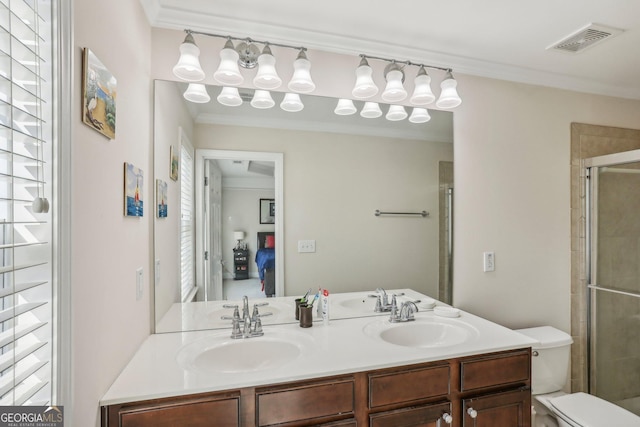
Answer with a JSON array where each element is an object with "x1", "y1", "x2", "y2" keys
[
  {"x1": 82, "y1": 48, "x2": 117, "y2": 139},
  {"x1": 170, "y1": 146, "x2": 179, "y2": 181},
  {"x1": 156, "y1": 179, "x2": 168, "y2": 218},
  {"x1": 124, "y1": 163, "x2": 144, "y2": 217}
]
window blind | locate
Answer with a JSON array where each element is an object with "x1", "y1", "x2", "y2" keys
[
  {"x1": 180, "y1": 144, "x2": 196, "y2": 302},
  {"x1": 0, "y1": 0, "x2": 53, "y2": 405}
]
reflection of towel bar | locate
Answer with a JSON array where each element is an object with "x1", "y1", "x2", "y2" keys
[{"x1": 375, "y1": 210, "x2": 429, "y2": 217}]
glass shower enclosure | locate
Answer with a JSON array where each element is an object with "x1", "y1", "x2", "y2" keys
[{"x1": 586, "y1": 149, "x2": 640, "y2": 416}]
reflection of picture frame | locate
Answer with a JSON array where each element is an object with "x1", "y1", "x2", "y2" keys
[
  {"x1": 124, "y1": 162, "x2": 143, "y2": 217},
  {"x1": 260, "y1": 198, "x2": 275, "y2": 224},
  {"x1": 82, "y1": 48, "x2": 117, "y2": 139},
  {"x1": 170, "y1": 146, "x2": 179, "y2": 181},
  {"x1": 156, "y1": 179, "x2": 168, "y2": 218}
]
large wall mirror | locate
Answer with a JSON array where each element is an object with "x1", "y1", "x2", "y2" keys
[{"x1": 153, "y1": 80, "x2": 454, "y2": 333}]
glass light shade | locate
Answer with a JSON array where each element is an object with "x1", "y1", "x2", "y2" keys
[
  {"x1": 172, "y1": 36, "x2": 205, "y2": 82},
  {"x1": 334, "y1": 99, "x2": 357, "y2": 115},
  {"x1": 251, "y1": 90, "x2": 275, "y2": 109},
  {"x1": 385, "y1": 105, "x2": 407, "y2": 121},
  {"x1": 213, "y1": 41, "x2": 244, "y2": 86},
  {"x1": 288, "y1": 51, "x2": 316, "y2": 93},
  {"x1": 280, "y1": 93, "x2": 304, "y2": 112},
  {"x1": 253, "y1": 47, "x2": 282, "y2": 89},
  {"x1": 382, "y1": 69, "x2": 407, "y2": 102},
  {"x1": 436, "y1": 73, "x2": 462, "y2": 109},
  {"x1": 409, "y1": 107, "x2": 431, "y2": 123},
  {"x1": 216, "y1": 87, "x2": 243, "y2": 107},
  {"x1": 360, "y1": 102, "x2": 382, "y2": 118},
  {"x1": 410, "y1": 72, "x2": 436, "y2": 105},
  {"x1": 183, "y1": 83, "x2": 210, "y2": 103},
  {"x1": 352, "y1": 58, "x2": 378, "y2": 98}
]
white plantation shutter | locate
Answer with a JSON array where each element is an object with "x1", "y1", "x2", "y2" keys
[
  {"x1": 180, "y1": 143, "x2": 196, "y2": 302},
  {"x1": 0, "y1": 0, "x2": 54, "y2": 405}
]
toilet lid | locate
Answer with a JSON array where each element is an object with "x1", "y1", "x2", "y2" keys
[{"x1": 550, "y1": 392, "x2": 640, "y2": 427}]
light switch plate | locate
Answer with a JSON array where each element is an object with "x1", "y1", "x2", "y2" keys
[
  {"x1": 298, "y1": 240, "x2": 316, "y2": 253},
  {"x1": 483, "y1": 252, "x2": 495, "y2": 272}
]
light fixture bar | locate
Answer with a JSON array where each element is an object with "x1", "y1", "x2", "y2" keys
[
  {"x1": 185, "y1": 29, "x2": 308, "y2": 53},
  {"x1": 359, "y1": 54, "x2": 451, "y2": 73}
]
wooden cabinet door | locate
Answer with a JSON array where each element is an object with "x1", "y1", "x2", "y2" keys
[{"x1": 461, "y1": 388, "x2": 530, "y2": 427}]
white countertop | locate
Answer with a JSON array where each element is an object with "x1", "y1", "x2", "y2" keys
[{"x1": 102, "y1": 290, "x2": 535, "y2": 406}]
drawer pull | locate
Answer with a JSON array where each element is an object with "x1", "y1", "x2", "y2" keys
[
  {"x1": 467, "y1": 407, "x2": 478, "y2": 418},
  {"x1": 440, "y1": 412, "x2": 453, "y2": 424}
]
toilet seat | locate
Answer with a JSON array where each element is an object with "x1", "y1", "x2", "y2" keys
[{"x1": 550, "y1": 392, "x2": 640, "y2": 427}]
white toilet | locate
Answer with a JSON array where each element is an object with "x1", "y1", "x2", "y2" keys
[{"x1": 516, "y1": 326, "x2": 640, "y2": 427}]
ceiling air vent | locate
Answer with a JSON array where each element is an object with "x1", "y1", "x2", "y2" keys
[{"x1": 547, "y1": 23, "x2": 624, "y2": 54}]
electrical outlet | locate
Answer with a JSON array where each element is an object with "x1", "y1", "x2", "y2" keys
[
  {"x1": 483, "y1": 252, "x2": 495, "y2": 272},
  {"x1": 136, "y1": 267, "x2": 144, "y2": 300},
  {"x1": 298, "y1": 239, "x2": 316, "y2": 253}
]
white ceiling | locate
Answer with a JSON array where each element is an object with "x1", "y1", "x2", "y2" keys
[{"x1": 142, "y1": 0, "x2": 640, "y2": 100}]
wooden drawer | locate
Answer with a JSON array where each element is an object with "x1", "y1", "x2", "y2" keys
[
  {"x1": 369, "y1": 364, "x2": 450, "y2": 408},
  {"x1": 369, "y1": 402, "x2": 451, "y2": 427},
  {"x1": 460, "y1": 350, "x2": 530, "y2": 393},
  {"x1": 256, "y1": 378, "x2": 355, "y2": 426},
  {"x1": 118, "y1": 396, "x2": 239, "y2": 427}
]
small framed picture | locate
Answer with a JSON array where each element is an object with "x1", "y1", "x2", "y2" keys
[
  {"x1": 82, "y1": 48, "x2": 117, "y2": 139},
  {"x1": 156, "y1": 179, "x2": 168, "y2": 218},
  {"x1": 170, "y1": 146, "x2": 179, "y2": 181},
  {"x1": 260, "y1": 198, "x2": 275, "y2": 224},
  {"x1": 124, "y1": 162, "x2": 143, "y2": 217}
]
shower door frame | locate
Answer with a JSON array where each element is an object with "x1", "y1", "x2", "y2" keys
[{"x1": 584, "y1": 148, "x2": 640, "y2": 395}]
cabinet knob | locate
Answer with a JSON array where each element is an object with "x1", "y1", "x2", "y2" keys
[
  {"x1": 441, "y1": 412, "x2": 453, "y2": 424},
  {"x1": 467, "y1": 407, "x2": 478, "y2": 418}
]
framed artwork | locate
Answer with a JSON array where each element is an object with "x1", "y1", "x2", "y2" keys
[
  {"x1": 260, "y1": 198, "x2": 275, "y2": 224},
  {"x1": 124, "y1": 162, "x2": 144, "y2": 217},
  {"x1": 156, "y1": 179, "x2": 168, "y2": 218},
  {"x1": 82, "y1": 48, "x2": 117, "y2": 139},
  {"x1": 170, "y1": 146, "x2": 179, "y2": 181}
]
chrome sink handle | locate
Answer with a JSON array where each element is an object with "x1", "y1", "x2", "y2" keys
[
  {"x1": 223, "y1": 304, "x2": 241, "y2": 320},
  {"x1": 221, "y1": 316, "x2": 243, "y2": 338},
  {"x1": 375, "y1": 288, "x2": 388, "y2": 306}
]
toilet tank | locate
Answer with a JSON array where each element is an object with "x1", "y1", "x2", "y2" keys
[{"x1": 516, "y1": 326, "x2": 573, "y2": 395}]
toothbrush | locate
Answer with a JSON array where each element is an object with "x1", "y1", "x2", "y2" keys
[
  {"x1": 308, "y1": 290, "x2": 320, "y2": 307},
  {"x1": 300, "y1": 288, "x2": 311, "y2": 303}
]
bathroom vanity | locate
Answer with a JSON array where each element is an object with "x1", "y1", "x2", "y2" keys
[{"x1": 101, "y1": 291, "x2": 535, "y2": 427}]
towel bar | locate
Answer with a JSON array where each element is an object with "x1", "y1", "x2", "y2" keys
[{"x1": 375, "y1": 210, "x2": 429, "y2": 217}]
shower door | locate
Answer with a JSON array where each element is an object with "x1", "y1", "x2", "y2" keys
[{"x1": 586, "y1": 150, "x2": 640, "y2": 416}]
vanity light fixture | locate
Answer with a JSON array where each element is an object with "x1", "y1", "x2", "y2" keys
[
  {"x1": 381, "y1": 61, "x2": 407, "y2": 102},
  {"x1": 360, "y1": 102, "x2": 383, "y2": 118},
  {"x1": 354, "y1": 54, "x2": 462, "y2": 109},
  {"x1": 217, "y1": 86, "x2": 243, "y2": 107},
  {"x1": 288, "y1": 50, "x2": 316, "y2": 93},
  {"x1": 173, "y1": 30, "x2": 313, "y2": 94},
  {"x1": 280, "y1": 93, "x2": 304, "y2": 112},
  {"x1": 435, "y1": 71, "x2": 462, "y2": 109},
  {"x1": 213, "y1": 38, "x2": 244, "y2": 86},
  {"x1": 253, "y1": 45, "x2": 282, "y2": 89},
  {"x1": 352, "y1": 57, "x2": 378, "y2": 98},
  {"x1": 183, "y1": 83, "x2": 211, "y2": 103},
  {"x1": 410, "y1": 66, "x2": 436, "y2": 105},
  {"x1": 409, "y1": 107, "x2": 431, "y2": 123},
  {"x1": 251, "y1": 90, "x2": 275, "y2": 109},
  {"x1": 172, "y1": 32, "x2": 205, "y2": 82},
  {"x1": 385, "y1": 105, "x2": 408, "y2": 121},
  {"x1": 334, "y1": 98, "x2": 357, "y2": 115}
]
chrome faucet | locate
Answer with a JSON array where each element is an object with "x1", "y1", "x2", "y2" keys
[
  {"x1": 222, "y1": 296, "x2": 272, "y2": 339},
  {"x1": 389, "y1": 300, "x2": 418, "y2": 323},
  {"x1": 370, "y1": 288, "x2": 405, "y2": 313}
]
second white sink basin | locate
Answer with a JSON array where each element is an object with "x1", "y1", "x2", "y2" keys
[
  {"x1": 177, "y1": 329, "x2": 312, "y2": 374},
  {"x1": 364, "y1": 317, "x2": 479, "y2": 348}
]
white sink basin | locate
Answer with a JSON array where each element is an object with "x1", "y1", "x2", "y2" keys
[
  {"x1": 364, "y1": 317, "x2": 479, "y2": 348},
  {"x1": 338, "y1": 296, "x2": 377, "y2": 311},
  {"x1": 177, "y1": 330, "x2": 311, "y2": 374}
]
